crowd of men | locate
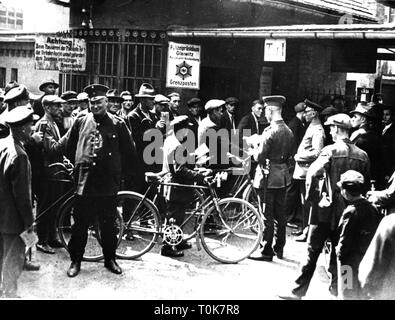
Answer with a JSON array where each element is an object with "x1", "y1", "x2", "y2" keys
[{"x1": 0, "y1": 79, "x2": 395, "y2": 300}]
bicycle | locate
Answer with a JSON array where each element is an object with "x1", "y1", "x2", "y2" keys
[
  {"x1": 115, "y1": 171, "x2": 264, "y2": 264},
  {"x1": 40, "y1": 161, "x2": 125, "y2": 262}
]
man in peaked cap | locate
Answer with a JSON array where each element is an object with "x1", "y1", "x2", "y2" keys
[
  {"x1": 279, "y1": 113, "x2": 370, "y2": 300},
  {"x1": 57, "y1": 82, "x2": 135, "y2": 277},
  {"x1": 291, "y1": 99, "x2": 326, "y2": 242},
  {"x1": 350, "y1": 102, "x2": 382, "y2": 185},
  {"x1": 34, "y1": 95, "x2": 66, "y2": 255},
  {"x1": 59, "y1": 91, "x2": 78, "y2": 137},
  {"x1": 106, "y1": 89, "x2": 123, "y2": 115},
  {"x1": 33, "y1": 79, "x2": 59, "y2": 118},
  {"x1": 336, "y1": 170, "x2": 382, "y2": 300},
  {"x1": 249, "y1": 95, "x2": 294, "y2": 262},
  {"x1": 0, "y1": 104, "x2": 38, "y2": 298}
]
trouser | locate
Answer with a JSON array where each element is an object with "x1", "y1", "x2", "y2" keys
[
  {"x1": 36, "y1": 180, "x2": 64, "y2": 244},
  {"x1": 337, "y1": 260, "x2": 364, "y2": 300},
  {"x1": 166, "y1": 201, "x2": 186, "y2": 227},
  {"x1": 292, "y1": 223, "x2": 339, "y2": 297},
  {"x1": 0, "y1": 233, "x2": 25, "y2": 297},
  {"x1": 258, "y1": 187, "x2": 287, "y2": 255},
  {"x1": 284, "y1": 179, "x2": 303, "y2": 224},
  {"x1": 68, "y1": 195, "x2": 118, "y2": 263}
]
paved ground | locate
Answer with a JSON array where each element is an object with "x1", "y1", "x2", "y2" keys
[{"x1": 16, "y1": 227, "x2": 333, "y2": 300}]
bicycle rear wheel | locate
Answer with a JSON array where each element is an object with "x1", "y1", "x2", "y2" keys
[
  {"x1": 116, "y1": 191, "x2": 160, "y2": 259},
  {"x1": 56, "y1": 195, "x2": 124, "y2": 262},
  {"x1": 200, "y1": 198, "x2": 263, "y2": 264}
]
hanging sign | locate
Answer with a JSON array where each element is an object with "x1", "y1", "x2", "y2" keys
[
  {"x1": 264, "y1": 39, "x2": 286, "y2": 62},
  {"x1": 34, "y1": 36, "x2": 86, "y2": 71},
  {"x1": 166, "y1": 41, "x2": 201, "y2": 89}
]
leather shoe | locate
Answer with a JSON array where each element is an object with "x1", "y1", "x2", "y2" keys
[
  {"x1": 176, "y1": 241, "x2": 192, "y2": 251},
  {"x1": 274, "y1": 250, "x2": 284, "y2": 259},
  {"x1": 277, "y1": 292, "x2": 302, "y2": 300},
  {"x1": 23, "y1": 260, "x2": 40, "y2": 271},
  {"x1": 104, "y1": 260, "x2": 122, "y2": 274},
  {"x1": 48, "y1": 239, "x2": 63, "y2": 248},
  {"x1": 161, "y1": 246, "x2": 184, "y2": 258},
  {"x1": 248, "y1": 251, "x2": 273, "y2": 261},
  {"x1": 67, "y1": 262, "x2": 81, "y2": 277},
  {"x1": 36, "y1": 243, "x2": 55, "y2": 254}
]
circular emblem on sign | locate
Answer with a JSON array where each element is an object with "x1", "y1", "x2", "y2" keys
[{"x1": 175, "y1": 61, "x2": 192, "y2": 80}]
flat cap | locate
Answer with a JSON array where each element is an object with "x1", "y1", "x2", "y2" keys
[
  {"x1": 60, "y1": 91, "x2": 78, "y2": 102},
  {"x1": 39, "y1": 79, "x2": 59, "y2": 92},
  {"x1": 262, "y1": 95, "x2": 286, "y2": 107},
  {"x1": 154, "y1": 94, "x2": 170, "y2": 104},
  {"x1": 106, "y1": 89, "x2": 124, "y2": 102},
  {"x1": 4, "y1": 81, "x2": 19, "y2": 94},
  {"x1": 83, "y1": 84, "x2": 110, "y2": 102},
  {"x1": 135, "y1": 83, "x2": 155, "y2": 98},
  {"x1": 205, "y1": 99, "x2": 225, "y2": 111},
  {"x1": 304, "y1": 99, "x2": 323, "y2": 112},
  {"x1": 225, "y1": 97, "x2": 239, "y2": 105},
  {"x1": 187, "y1": 97, "x2": 201, "y2": 107},
  {"x1": 294, "y1": 102, "x2": 306, "y2": 113},
  {"x1": 77, "y1": 92, "x2": 89, "y2": 102},
  {"x1": 4, "y1": 85, "x2": 30, "y2": 104},
  {"x1": 4, "y1": 104, "x2": 39, "y2": 127},
  {"x1": 168, "y1": 92, "x2": 180, "y2": 99},
  {"x1": 42, "y1": 95, "x2": 66, "y2": 105},
  {"x1": 324, "y1": 113, "x2": 351, "y2": 129},
  {"x1": 336, "y1": 170, "x2": 365, "y2": 190},
  {"x1": 321, "y1": 106, "x2": 339, "y2": 117},
  {"x1": 120, "y1": 91, "x2": 132, "y2": 100}
]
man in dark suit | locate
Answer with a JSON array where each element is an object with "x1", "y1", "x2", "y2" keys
[
  {"x1": 220, "y1": 97, "x2": 239, "y2": 136},
  {"x1": 0, "y1": 104, "x2": 38, "y2": 298},
  {"x1": 381, "y1": 105, "x2": 395, "y2": 188},
  {"x1": 32, "y1": 79, "x2": 59, "y2": 118},
  {"x1": 186, "y1": 97, "x2": 202, "y2": 151},
  {"x1": 238, "y1": 100, "x2": 266, "y2": 137}
]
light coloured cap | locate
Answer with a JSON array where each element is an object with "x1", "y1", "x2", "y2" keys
[
  {"x1": 4, "y1": 104, "x2": 39, "y2": 127},
  {"x1": 324, "y1": 113, "x2": 351, "y2": 129},
  {"x1": 120, "y1": 91, "x2": 132, "y2": 100},
  {"x1": 77, "y1": 92, "x2": 89, "y2": 102},
  {"x1": 204, "y1": 99, "x2": 225, "y2": 111},
  {"x1": 42, "y1": 95, "x2": 66, "y2": 105},
  {"x1": 336, "y1": 170, "x2": 365, "y2": 189},
  {"x1": 154, "y1": 94, "x2": 170, "y2": 104},
  {"x1": 350, "y1": 103, "x2": 372, "y2": 117},
  {"x1": 135, "y1": 83, "x2": 155, "y2": 98}
]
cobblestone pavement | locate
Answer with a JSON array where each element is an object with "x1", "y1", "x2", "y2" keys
[{"x1": 15, "y1": 227, "x2": 333, "y2": 300}]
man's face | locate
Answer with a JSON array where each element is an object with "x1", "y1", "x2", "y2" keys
[
  {"x1": 20, "y1": 121, "x2": 34, "y2": 141},
  {"x1": 140, "y1": 97, "x2": 155, "y2": 110},
  {"x1": 78, "y1": 101, "x2": 89, "y2": 111},
  {"x1": 304, "y1": 107, "x2": 316, "y2": 123},
  {"x1": 89, "y1": 97, "x2": 108, "y2": 116},
  {"x1": 62, "y1": 102, "x2": 76, "y2": 116},
  {"x1": 212, "y1": 106, "x2": 224, "y2": 122},
  {"x1": 252, "y1": 103, "x2": 263, "y2": 118},
  {"x1": 226, "y1": 102, "x2": 238, "y2": 115},
  {"x1": 155, "y1": 103, "x2": 166, "y2": 114},
  {"x1": 46, "y1": 103, "x2": 62, "y2": 119},
  {"x1": 383, "y1": 109, "x2": 392, "y2": 126},
  {"x1": 43, "y1": 84, "x2": 57, "y2": 95},
  {"x1": 107, "y1": 99, "x2": 122, "y2": 114},
  {"x1": 351, "y1": 113, "x2": 365, "y2": 128},
  {"x1": 170, "y1": 96, "x2": 180, "y2": 112},
  {"x1": 122, "y1": 99, "x2": 133, "y2": 111},
  {"x1": 188, "y1": 104, "x2": 201, "y2": 117}
]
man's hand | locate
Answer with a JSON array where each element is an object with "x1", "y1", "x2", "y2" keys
[
  {"x1": 155, "y1": 120, "x2": 166, "y2": 130},
  {"x1": 32, "y1": 131, "x2": 43, "y2": 144},
  {"x1": 367, "y1": 190, "x2": 389, "y2": 207}
]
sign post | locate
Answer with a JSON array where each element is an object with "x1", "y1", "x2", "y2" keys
[{"x1": 166, "y1": 41, "x2": 201, "y2": 89}]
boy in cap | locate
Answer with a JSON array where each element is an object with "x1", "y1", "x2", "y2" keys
[
  {"x1": 279, "y1": 113, "x2": 370, "y2": 300},
  {"x1": 249, "y1": 95, "x2": 294, "y2": 262},
  {"x1": 0, "y1": 104, "x2": 38, "y2": 298},
  {"x1": 336, "y1": 170, "x2": 382, "y2": 300}
]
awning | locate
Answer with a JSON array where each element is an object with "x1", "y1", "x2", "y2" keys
[{"x1": 168, "y1": 23, "x2": 395, "y2": 40}]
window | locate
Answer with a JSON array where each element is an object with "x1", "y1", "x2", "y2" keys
[
  {"x1": 0, "y1": 4, "x2": 23, "y2": 30},
  {"x1": 11, "y1": 68, "x2": 17, "y2": 82},
  {"x1": 0, "y1": 67, "x2": 6, "y2": 88}
]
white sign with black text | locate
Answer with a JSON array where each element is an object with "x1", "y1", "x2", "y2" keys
[
  {"x1": 264, "y1": 39, "x2": 286, "y2": 62},
  {"x1": 166, "y1": 41, "x2": 201, "y2": 89}
]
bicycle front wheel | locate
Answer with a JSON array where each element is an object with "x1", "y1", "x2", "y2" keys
[
  {"x1": 56, "y1": 195, "x2": 124, "y2": 262},
  {"x1": 116, "y1": 191, "x2": 161, "y2": 259},
  {"x1": 200, "y1": 198, "x2": 263, "y2": 264}
]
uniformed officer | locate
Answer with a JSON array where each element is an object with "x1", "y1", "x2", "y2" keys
[
  {"x1": 249, "y1": 95, "x2": 294, "y2": 262},
  {"x1": 60, "y1": 83, "x2": 135, "y2": 277},
  {"x1": 0, "y1": 104, "x2": 39, "y2": 298},
  {"x1": 106, "y1": 89, "x2": 123, "y2": 115}
]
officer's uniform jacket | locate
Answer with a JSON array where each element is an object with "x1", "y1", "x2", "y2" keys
[
  {"x1": 162, "y1": 134, "x2": 205, "y2": 203},
  {"x1": 306, "y1": 138, "x2": 370, "y2": 229},
  {"x1": 293, "y1": 121, "x2": 325, "y2": 180},
  {"x1": 255, "y1": 119, "x2": 294, "y2": 189},
  {"x1": 34, "y1": 113, "x2": 64, "y2": 177},
  {"x1": 336, "y1": 198, "x2": 382, "y2": 266},
  {"x1": 61, "y1": 112, "x2": 135, "y2": 196},
  {"x1": 0, "y1": 136, "x2": 33, "y2": 234}
]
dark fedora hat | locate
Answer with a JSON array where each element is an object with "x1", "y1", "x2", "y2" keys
[{"x1": 39, "y1": 79, "x2": 59, "y2": 91}]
